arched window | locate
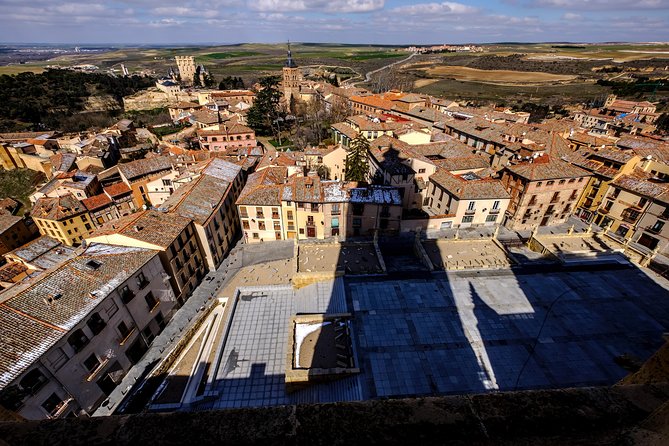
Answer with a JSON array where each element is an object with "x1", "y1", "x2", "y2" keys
[{"x1": 20, "y1": 369, "x2": 48, "y2": 394}]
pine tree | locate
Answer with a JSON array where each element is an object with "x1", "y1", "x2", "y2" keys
[
  {"x1": 345, "y1": 135, "x2": 370, "y2": 182},
  {"x1": 247, "y1": 76, "x2": 284, "y2": 138}
]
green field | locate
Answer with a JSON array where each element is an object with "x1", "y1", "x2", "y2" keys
[{"x1": 198, "y1": 51, "x2": 263, "y2": 60}]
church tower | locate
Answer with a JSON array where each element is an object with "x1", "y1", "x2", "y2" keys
[{"x1": 282, "y1": 41, "x2": 302, "y2": 104}]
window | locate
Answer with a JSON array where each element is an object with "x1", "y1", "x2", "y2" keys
[
  {"x1": 331, "y1": 204, "x2": 340, "y2": 215},
  {"x1": 536, "y1": 182, "x2": 542, "y2": 187},
  {"x1": 41, "y1": 393, "x2": 64, "y2": 417},
  {"x1": 271, "y1": 208, "x2": 279, "y2": 219},
  {"x1": 145, "y1": 291, "x2": 159, "y2": 311},
  {"x1": 546, "y1": 181, "x2": 555, "y2": 186},
  {"x1": 84, "y1": 223, "x2": 92, "y2": 231},
  {"x1": 331, "y1": 217, "x2": 339, "y2": 228},
  {"x1": 81, "y1": 214, "x2": 87, "y2": 222},
  {"x1": 492, "y1": 200, "x2": 500, "y2": 210},
  {"x1": 119, "y1": 285, "x2": 134, "y2": 303},
  {"x1": 638, "y1": 197, "x2": 648, "y2": 208},
  {"x1": 651, "y1": 220, "x2": 665, "y2": 234},
  {"x1": 68, "y1": 329, "x2": 89, "y2": 353},
  {"x1": 242, "y1": 220, "x2": 250, "y2": 230},
  {"x1": 258, "y1": 221, "x2": 266, "y2": 230},
  {"x1": 558, "y1": 180, "x2": 565, "y2": 185},
  {"x1": 418, "y1": 168, "x2": 426, "y2": 173},
  {"x1": 162, "y1": 179, "x2": 172, "y2": 186},
  {"x1": 352, "y1": 218, "x2": 362, "y2": 228},
  {"x1": 352, "y1": 203, "x2": 364, "y2": 216},
  {"x1": 86, "y1": 312, "x2": 106, "y2": 335},
  {"x1": 287, "y1": 210, "x2": 294, "y2": 220},
  {"x1": 252, "y1": 232, "x2": 259, "y2": 239},
  {"x1": 155, "y1": 312, "x2": 166, "y2": 330},
  {"x1": 486, "y1": 214, "x2": 498, "y2": 222},
  {"x1": 83, "y1": 354, "x2": 101, "y2": 373},
  {"x1": 273, "y1": 221, "x2": 281, "y2": 230},
  {"x1": 256, "y1": 207, "x2": 264, "y2": 218},
  {"x1": 461, "y1": 215, "x2": 474, "y2": 223},
  {"x1": 20, "y1": 369, "x2": 48, "y2": 395},
  {"x1": 240, "y1": 206, "x2": 248, "y2": 218},
  {"x1": 551, "y1": 192, "x2": 560, "y2": 203}
]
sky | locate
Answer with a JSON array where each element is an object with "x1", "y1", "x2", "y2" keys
[{"x1": 0, "y1": 0, "x2": 668, "y2": 45}]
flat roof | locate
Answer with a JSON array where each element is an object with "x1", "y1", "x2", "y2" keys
[{"x1": 194, "y1": 268, "x2": 669, "y2": 409}]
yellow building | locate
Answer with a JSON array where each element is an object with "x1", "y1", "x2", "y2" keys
[
  {"x1": 568, "y1": 148, "x2": 640, "y2": 223},
  {"x1": 31, "y1": 194, "x2": 95, "y2": 246}
]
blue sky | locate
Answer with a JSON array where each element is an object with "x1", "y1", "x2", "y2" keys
[{"x1": 0, "y1": 0, "x2": 668, "y2": 44}]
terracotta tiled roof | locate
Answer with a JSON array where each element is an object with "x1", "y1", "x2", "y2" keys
[
  {"x1": 87, "y1": 210, "x2": 191, "y2": 249},
  {"x1": 118, "y1": 156, "x2": 173, "y2": 181},
  {"x1": 506, "y1": 155, "x2": 590, "y2": 181},
  {"x1": 0, "y1": 214, "x2": 22, "y2": 234},
  {"x1": 236, "y1": 167, "x2": 288, "y2": 206},
  {"x1": 82, "y1": 193, "x2": 113, "y2": 212},
  {"x1": 32, "y1": 194, "x2": 87, "y2": 221},
  {"x1": 0, "y1": 244, "x2": 157, "y2": 388},
  {"x1": 103, "y1": 182, "x2": 132, "y2": 198},
  {"x1": 430, "y1": 169, "x2": 510, "y2": 200},
  {"x1": 612, "y1": 169, "x2": 669, "y2": 203}
]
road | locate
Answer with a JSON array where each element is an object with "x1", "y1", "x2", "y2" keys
[{"x1": 347, "y1": 52, "x2": 417, "y2": 87}]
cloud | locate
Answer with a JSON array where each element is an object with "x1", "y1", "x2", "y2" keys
[
  {"x1": 561, "y1": 12, "x2": 581, "y2": 20},
  {"x1": 390, "y1": 2, "x2": 479, "y2": 15},
  {"x1": 250, "y1": 0, "x2": 384, "y2": 13},
  {"x1": 530, "y1": 0, "x2": 669, "y2": 9}
]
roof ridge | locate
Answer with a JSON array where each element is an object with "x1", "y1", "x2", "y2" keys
[{"x1": 0, "y1": 303, "x2": 66, "y2": 332}]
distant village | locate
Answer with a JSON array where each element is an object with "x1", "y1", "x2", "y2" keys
[{"x1": 1, "y1": 45, "x2": 669, "y2": 420}]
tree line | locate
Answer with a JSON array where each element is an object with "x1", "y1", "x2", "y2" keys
[{"x1": 0, "y1": 69, "x2": 154, "y2": 132}]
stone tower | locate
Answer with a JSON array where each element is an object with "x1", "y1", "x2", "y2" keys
[
  {"x1": 282, "y1": 42, "x2": 302, "y2": 104},
  {"x1": 175, "y1": 56, "x2": 196, "y2": 86}
]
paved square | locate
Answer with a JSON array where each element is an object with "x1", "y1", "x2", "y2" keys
[{"x1": 347, "y1": 268, "x2": 669, "y2": 398}]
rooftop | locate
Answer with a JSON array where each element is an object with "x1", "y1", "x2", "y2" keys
[
  {"x1": 87, "y1": 210, "x2": 192, "y2": 249},
  {"x1": 430, "y1": 169, "x2": 510, "y2": 200},
  {"x1": 118, "y1": 156, "x2": 173, "y2": 181},
  {"x1": 6, "y1": 236, "x2": 78, "y2": 271},
  {"x1": 0, "y1": 244, "x2": 157, "y2": 388},
  {"x1": 507, "y1": 155, "x2": 590, "y2": 181},
  {"x1": 32, "y1": 194, "x2": 87, "y2": 221}
]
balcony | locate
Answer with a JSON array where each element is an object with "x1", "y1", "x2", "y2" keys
[
  {"x1": 118, "y1": 327, "x2": 136, "y2": 346},
  {"x1": 489, "y1": 209, "x2": 500, "y2": 215},
  {"x1": 86, "y1": 358, "x2": 110, "y2": 382},
  {"x1": 48, "y1": 398, "x2": 74, "y2": 419},
  {"x1": 331, "y1": 208, "x2": 341, "y2": 216},
  {"x1": 464, "y1": 209, "x2": 476, "y2": 215}
]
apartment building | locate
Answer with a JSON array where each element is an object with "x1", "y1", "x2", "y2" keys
[
  {"x1": 162, "y1": 158, "x2": 244, "y2": 269},
  {"x1": 32, "y1": 194, "x2": 95, "y2": 246},
  {"x1": 565, "y1": 148, "x2": 641, "y2": 223},
  {"x1": 85, "y1": 210, "x2": 206, "y2": 305},
  {"x1": 198, "y1": 123, "x2": 256, "y2": 152},
  {"x1": 237, "y1": 168, "x2": 288, "y2": 242},
  {"x1": 426, "y1": 170, "x2": 510, "y2": 228},
  {"x1": 596, "y1": 170, "x2": 669, "y2": 243},
  {"x1": 632, "y1": 194, "x2": 669, "y2": 254},
  {"x1": 501, "y1": 155, "x2": 590, "y2": 231},
  {"x1": 30, "y1": 170, "x2": 101, "y2": 204},
  {"x1": 347, "y1": 186, "x2": 403, "y2": 237},
  {"x1": 0, "y1": 243, "x2": 176, "y2": 420},
  {"x1": 100, "y1": 156, "x2": 176, "y2": 209},
  {"x1": 0, "y1": 214, "x2": 37, "y2": 257},
  {"x1": 281, "y1": 176, "x2": 348, "y2": 240}
]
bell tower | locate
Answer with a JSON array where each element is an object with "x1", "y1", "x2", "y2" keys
[{"x1": 282, "y1": 41, "x2": 302, "y2": 104}]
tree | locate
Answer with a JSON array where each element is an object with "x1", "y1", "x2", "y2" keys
[
  {"x1": 656, "y1": 113, "x2": 669, "y2": 134},
  {"x1": 203, "y1": 72, "x2": 216, "y2": 88},
  {"x1": 247, "y1": 76, "x2": 285, "y2": 141},
  {"x1": 345, "y1": 135, "x2": 370, "y2": 182}
]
